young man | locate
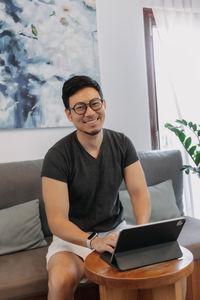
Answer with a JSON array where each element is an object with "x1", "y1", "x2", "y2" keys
[{"x1": 41, "y1": 75, "x2": 151, "y2": 300}]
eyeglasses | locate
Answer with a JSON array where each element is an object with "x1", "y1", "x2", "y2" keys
[{"x1": 69, "y1": 98, "x2": 103, "y2": 115}]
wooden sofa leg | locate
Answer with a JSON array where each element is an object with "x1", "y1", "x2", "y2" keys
[{"x1": 186, "y1": 260, "x2": 200, "y2": 300}]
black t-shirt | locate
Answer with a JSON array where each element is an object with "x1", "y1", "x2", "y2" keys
[{"x1": 41, "y1": 128, "x2": 138, "y2": 232}]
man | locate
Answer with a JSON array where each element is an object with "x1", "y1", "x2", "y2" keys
[{"x1": 41, "y1": 75, "x2": 151, "y2": 300}]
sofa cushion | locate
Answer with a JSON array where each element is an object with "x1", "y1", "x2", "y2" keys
[
  {"x1": 120, "y1": 180, "x2": 181, "y2": 225},
  {"x1": 0, "y1": 241, "x2": 49, "y2": 300},
  {"x1": 0, "y1": 237, "x2": 98, "y2": 300},
  {"x1": 138, "y1": 150, "x2": 184, "y2": 215},
  {"x1": 0, "y1": 199, "x2": 47, "y2": 255},
  {"x1": 178, "y1": 216, "x2": 200, "y2": 260},
  {"x1": 148, "y1": 179, "x2": 181, "y2": 222},
  {"x1": 0, "y1": 159, "x2": 51, "y2": 237}
]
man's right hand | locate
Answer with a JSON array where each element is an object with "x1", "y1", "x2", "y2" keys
[{"x1": 90, "y1": 232, "x2": 118, "y2": 253}]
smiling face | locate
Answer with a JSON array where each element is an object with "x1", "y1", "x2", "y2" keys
[{"x1": 65, "y1": 87, "x2": 106, "y2": 136}]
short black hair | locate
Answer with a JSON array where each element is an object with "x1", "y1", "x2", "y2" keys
[{"x1": 62, "y1": 75, "x2": 103, "y2": 109}]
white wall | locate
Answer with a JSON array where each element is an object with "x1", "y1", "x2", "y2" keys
[
  {"x1": 0, "y1": 126, "x2": 74, "y2": 162},
  {"x1": 96, "y1": 0, "x2": 151, "y2": 151},
  {"x1": 0, "y1": 0, "x2": 151, "y2": 163}
]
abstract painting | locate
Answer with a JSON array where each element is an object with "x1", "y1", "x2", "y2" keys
[{"x1": 0, "y1": 0, "x2": 100, "y2": 129}]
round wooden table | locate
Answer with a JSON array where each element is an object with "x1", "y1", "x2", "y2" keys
[{"x1": 84, "y1": 247, "x2": 194, "y2": 300}]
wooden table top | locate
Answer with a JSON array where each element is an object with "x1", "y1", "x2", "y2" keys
[{"x1": 84, "y1": 247, "x2": 194, "y2": 289}]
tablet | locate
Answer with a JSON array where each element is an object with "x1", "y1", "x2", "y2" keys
[{"x1": 100, "y1": 217, "x2": 185, "y2": 271}]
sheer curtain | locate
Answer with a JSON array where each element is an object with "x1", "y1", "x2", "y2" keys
[{"x1": 141, "y1": 0, "x2": 200, "y2": 217}]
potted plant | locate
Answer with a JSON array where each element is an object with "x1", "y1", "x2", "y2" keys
[{"x1": 165, "y1": 119, "x2": 200, "y2": 177}]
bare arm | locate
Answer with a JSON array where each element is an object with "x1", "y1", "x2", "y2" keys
[
  {"x1": 42, "y1": 176, "x2": 117, "y2": 253},
  {"x1": 124, "y1": 161, "x2": 151, "y2": 225},
  {"x1": 42, "y1": 177, "x2": 89, "y2": 246}
]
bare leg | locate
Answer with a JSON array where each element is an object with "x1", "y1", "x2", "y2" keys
[{"x1": 47, "y1": 251, "x2": 85, "y2": 300}]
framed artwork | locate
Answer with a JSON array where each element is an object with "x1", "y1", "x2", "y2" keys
[{"x1": 0, "y1": 0, "x2": 100, "y2": 129}]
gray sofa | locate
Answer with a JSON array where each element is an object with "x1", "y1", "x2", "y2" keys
[{"x1": 0, "y1": 149, "x2": 200, "y2": 300}]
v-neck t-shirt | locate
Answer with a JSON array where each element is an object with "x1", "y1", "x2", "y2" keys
[{"x1": 41, "y1": 128, "x2": 138, "y2": 232}]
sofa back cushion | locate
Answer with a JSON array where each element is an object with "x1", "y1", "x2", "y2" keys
[
  {"x1": 0, "y1": 199, "x2": 47, "y2": 255},
  {"x1": 120, "y1": 179, "x2": 181, "y2": 225},
  {"x1": 0, "y1": 159, "x2": 51, "y2": 237},
  {"x1": 120, "y1": 149, "x2": 184, "y2": 215}
]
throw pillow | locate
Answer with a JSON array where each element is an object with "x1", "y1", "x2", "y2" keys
[
  {"x1": 120, "y1": 179, "x2": 181, "y2": 225},
  {"x1": 0, "y1": 199, "x2": 47, "y2": 255}
]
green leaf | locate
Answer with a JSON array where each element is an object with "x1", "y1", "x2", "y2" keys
[
  {"x1": 164, "y1": 123, "x2": 173, "y2": 129},
  {"x1": 185, "y1": 137, "x2": 192, "y2": 149},
  {"x1": 195, "y1": 151, "x2": 200, "y2": 166},
  {"x1": 189, "y1": 145, "x2": 196, "y2": 156},
  {"x1": 165, "y1": 119, "x2": 200, "y2": 170},
  {"x1": 193, "y1": 124, "x2": 197, "y2": 131},
  {"x1": 188, "y1": 122, "x2": 193, "y2": 128},
  {"x1": 176, "y1": 119, "x2": 187, "y2": 126},
  {"x1": 180, "y1": 165, "x2": 190, "y2": 171},
  {"x1": 165, "y1": 123, "x2": 186, "y2": 143},
  {"x1": 180, "y1": 167, "x2": 186, "y2": 171},
  {"x1": 176, "y1": 129, "x2": 185, "y2": 143}
]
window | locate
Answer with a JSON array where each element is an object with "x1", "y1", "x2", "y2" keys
[{"x1": 143, "y1": 7, "x2": 200, "y2": 218}]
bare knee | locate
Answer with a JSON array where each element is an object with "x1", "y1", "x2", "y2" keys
[
  {"x1": 48, "y1": 267, "x2": 78, "y2": 295},
  {"x1": 47, "y1": 252, "x2": 85, "y2": 300}
]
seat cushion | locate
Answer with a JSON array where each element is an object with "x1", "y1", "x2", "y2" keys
[
  {"x1": 178, "y1": 216, "x2": 200, "y2": 260},
  {"x1": 0, "y1": 236, "x2": 99, "y2": 300},
  {"x1": 0, "y1": 239, "x2": 50, "y2": 300}
]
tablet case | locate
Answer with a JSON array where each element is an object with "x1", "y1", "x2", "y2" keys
[{"x1": 100, "y1": 217, "x2": 185, "y2": 271}]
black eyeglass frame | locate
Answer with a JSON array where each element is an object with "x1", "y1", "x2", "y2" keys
[{"x1": 69, "y1": 97, "x2": 103, "y2": 115}]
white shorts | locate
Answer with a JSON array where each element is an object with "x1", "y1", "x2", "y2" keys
[{"x1": 46, "y1": 220, "x2": 133, "y2": 265}]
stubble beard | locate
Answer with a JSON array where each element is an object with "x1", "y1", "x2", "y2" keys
[{"x1": 83, "y1": 129, "x2": 102, "y2": 136}]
